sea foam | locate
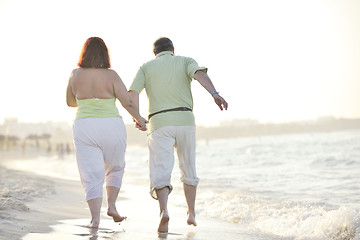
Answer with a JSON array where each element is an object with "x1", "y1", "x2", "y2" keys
[{"x1": 195, "y1": 189, "x2": 360, "y2": 240}]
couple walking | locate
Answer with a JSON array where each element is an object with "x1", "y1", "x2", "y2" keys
[{"x1": 66, "y1": 37, "x2": 228, "y2": 233}]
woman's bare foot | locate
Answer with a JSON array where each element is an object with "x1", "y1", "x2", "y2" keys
[
  {"x1": 187, "y1": 211, "x2": 197, "y2": 226},
  {"x1": 85, "y1": 219, "x2": 100, "y2": 228},
  {"x1": 158, "y1": 210, "x2": 170, "y2": 233},
  {"x1": 107, "y1": 207, "x2": 126, "y2": 223}
]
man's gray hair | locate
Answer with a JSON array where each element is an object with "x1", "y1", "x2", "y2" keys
[{"x1": 153, "y1": 37, "x2": 174, "y2": 54}]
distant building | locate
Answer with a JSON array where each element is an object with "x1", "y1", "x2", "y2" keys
[
  {"x1": 317, "y1": 115, "x2": 336, "y2": 123},
  {"x1": 0, "y1": 118, "x2": 73, "y2": 144}
]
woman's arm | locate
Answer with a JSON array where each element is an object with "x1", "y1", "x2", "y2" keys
[
  {"x1": 66, "y1": 71, "x2": 77, "y2": 107},
  {"x1": 113, "y1": 72, "x2": 147, "y2": 130}
]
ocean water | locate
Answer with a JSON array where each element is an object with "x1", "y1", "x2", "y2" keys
[
  {"x1": 191, "y1": 130, "x2": 360, "y2": 240},
  {"x1": 5, "y1": 129, "x2": 360, "y2": 240}
]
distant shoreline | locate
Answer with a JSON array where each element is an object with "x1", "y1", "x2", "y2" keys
[
  {"x1": 127, "y1": 118, "x2": 360, "y2": 145},
  {"x1": 1, "y1": 117, "x2": 360, "y2": 147},
  {"x1": 196, "y1": 118, "x2": 360, "y2": 140}
]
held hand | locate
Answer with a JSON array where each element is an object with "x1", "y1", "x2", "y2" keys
[
  {"x1": 133, "y1": 117, "x2": 148, "y2": 131},
  {"x1": 213, "y1": 94, "x2": 228, "y2": 111}
]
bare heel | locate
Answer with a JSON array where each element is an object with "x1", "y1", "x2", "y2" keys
[{"x1": 158, "y1": 210, "x2": 170, "y2": 233}]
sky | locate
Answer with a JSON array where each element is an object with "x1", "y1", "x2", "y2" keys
[{"x1": 0, "y1": 0, "x2": 359, "y2": 126}]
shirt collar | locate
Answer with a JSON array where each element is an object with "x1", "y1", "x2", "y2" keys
[{"x1": 156, "y1": 51, "x2": 174, "y2": 58}]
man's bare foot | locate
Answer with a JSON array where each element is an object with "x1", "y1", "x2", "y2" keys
[
  {"x1": 187, "y1": 212, "x2": 197, "y2": 226},
  {"x1": 85, "y1": 219, "x2": 99, "y2": 228},
  {"x1": 107, "y1": 207, "x2": 126, "y2": 223},
  {"x1": 158, "y1": 210, "x2": 170, "y2": 233}
]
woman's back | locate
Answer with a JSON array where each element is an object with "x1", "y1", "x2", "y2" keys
[
  {"x1": 66, "y1": 36, "x2": 146, "y2": 131},
  {"x1": 70, "y1": 68, "x2": 117, "y2": 100}
]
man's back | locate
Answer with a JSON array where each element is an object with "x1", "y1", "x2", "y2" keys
[
  {"x1": 134, "y1": 51, "x2": 201, "y2": 112},
  {"x1": 130, "y1": 51, "x2": 207, "y2": 132}
]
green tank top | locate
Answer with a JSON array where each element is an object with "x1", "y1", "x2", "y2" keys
[{"x1": 75, "y1": 98, "x2": 121, "y2": 120}]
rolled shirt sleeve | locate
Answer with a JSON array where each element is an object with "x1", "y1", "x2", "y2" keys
[
  {"x1": 186, "y1": 57, "x2": 208, "y2": 79},
  {"x1": 129, "y1": 67, "x2": 146, "y2": 93}
]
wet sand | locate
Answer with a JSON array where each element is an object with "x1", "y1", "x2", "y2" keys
[{"x1": 0, "y1": 151, "x2": 248, "y2": 240}]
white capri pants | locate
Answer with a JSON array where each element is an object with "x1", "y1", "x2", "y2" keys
[
  {"x1": 148, "y1": 126, "x2": 199, "y2": 199},
  {"x1": 73, "y1": 117, "x2": 126, "y2": 201}
]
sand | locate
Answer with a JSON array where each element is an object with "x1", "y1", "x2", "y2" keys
[
  {"x1": 0, "y1": 150, "x2": 88, "y2": 239},
  {"x1": 0, "y1": 172, "x2": 87, "y2": 239},
  {"x1": 0, "y1": 150, "x2": 247, "y2": 240}
]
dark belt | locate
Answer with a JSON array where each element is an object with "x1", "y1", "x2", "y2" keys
[{"x1": 148, "y1": 107, "x2": 192, "y2": 120}]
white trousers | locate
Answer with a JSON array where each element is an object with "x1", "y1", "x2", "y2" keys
[
  {"x1": 73, "y1": 117, "x2": 126, "y2": 201},
  {"x1": 148, "y1": 126, "x2": 199, "y2": 199}
]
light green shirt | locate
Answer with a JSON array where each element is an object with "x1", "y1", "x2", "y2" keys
[
  {"x1": 130, "y1": 51, "x2": 207, "y2": 133},
  {"x1": 75, "y1": 98, "x2": 121, "y2": 120}
]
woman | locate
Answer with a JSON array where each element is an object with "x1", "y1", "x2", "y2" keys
[{"x1": 66, "y1": 37, "x2": 147, "y2": 228}]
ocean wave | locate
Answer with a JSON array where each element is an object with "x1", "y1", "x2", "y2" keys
[{"x1": 195, "y1": 189, "x2": 360, "y2": 240}]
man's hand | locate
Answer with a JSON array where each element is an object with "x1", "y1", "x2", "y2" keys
[
  {"x1": 193, "y1": 71, "x2": 228, "y2": 111},
  {"x1": 213, "y1": 94, "x2": 228, "y2": 111},
  {"x1": 133, "y1": 117, "x2": 148, "y2": 131}
]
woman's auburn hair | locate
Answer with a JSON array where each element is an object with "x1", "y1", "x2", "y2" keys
[{"x1": 77, "y1": 37, "x2": 111, "y2": 68}]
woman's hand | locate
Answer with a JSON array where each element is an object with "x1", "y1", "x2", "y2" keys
[{"x1": 133, "y1": 117, "x2": 148, "y2": 131}]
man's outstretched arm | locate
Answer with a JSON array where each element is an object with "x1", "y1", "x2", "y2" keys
[{"x1": 194, "y1": 70, "x2": 228, "y2": 111}]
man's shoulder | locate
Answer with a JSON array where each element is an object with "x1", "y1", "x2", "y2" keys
[
  {"x1": 140, "y1": 55, "x2": 195, "y2": 70},
  {"x1": 141, "y1": 58, "x2": 157, "y2": 68},
  {"x1": 173, "y1": 54, "x2": 193, "y2": 60},
  {"x1": 175, "y1": 55, "x2": 197, "y2": 64},
  {"x1": 140, "y1": 56, "x2": 170, "y2": 69}
]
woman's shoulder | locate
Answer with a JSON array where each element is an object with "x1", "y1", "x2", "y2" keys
[
  {"x1": 106, "y1": 68, "x2": 117, "y2": 74},
  {"x1": 70, "y1": 68, "x2": 120, "y2": 80},
  {"x1": 70, "y1": 68, "x2": 81, "y2": 76},
  {"x1": 69, "y1": 68, "x2": 80, "y2": 80},
  {"x1": 72, "y1": 67, "x2": 117, "y2": 74},
  {"x1": 105, "y1": 68, "x2": 121, "y2": 79}
]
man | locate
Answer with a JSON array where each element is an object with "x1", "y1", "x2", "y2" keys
[{"x1": 129, "y1": 37, "x2": 228, "y2": 233}]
